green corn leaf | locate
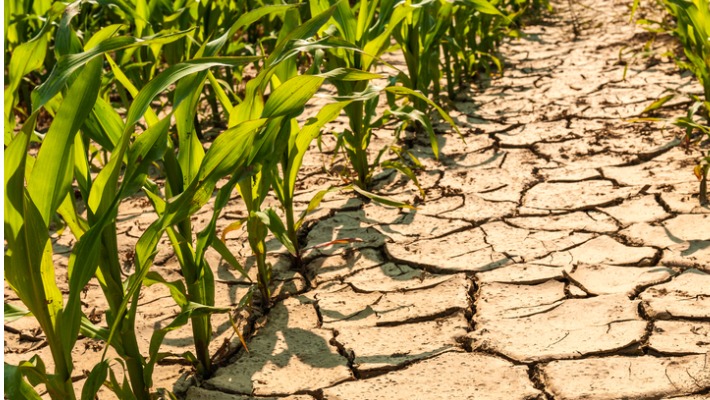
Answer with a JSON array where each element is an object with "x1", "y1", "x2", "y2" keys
[
  {"x1": 381, "y1": 160, "x2": 425, "y2": 199},
  {"x1": 12, "y1": 192, "x2": 68, "y2": 372},
  {"x1": 173, "y1": 48, "x2": 222, "y2": 188},
  {"x1": 83, "y1": 97, "x2": 123, "y2": 150},
  {"x1": 105, "y1": 359, "x2": 136, "y2": 400},
  {"x1": 194, "y1": 171, "x2": 253, "y2": 278},
  {"x1": 296, "y1": 186, "x2": 344, "y2": 231},
  {"x1": 79, "y1": 316, "x2": 113, "y2": 348},
  {"x1": 145, "y1": 272, "x2": 189, "y2": 308},
  {"x1": 641, "y1": 94, "x2": 675, "y2": 114},
  {"x1": 230, "y1": 78, "x2": 265, "y2": 127},
  {"x1": 288, "y1": 101, "x2": 349, "y2": 190},
  {"x1": 5, "y1": 114, "x2": 67, "y2": 379},
  {"x1": 362, "y1": 2, "x2": 414, "y2": 70},
  {"x1": 19, "y1": 356, "x2": 50, "y2": 389},
  {"x1": 267, "y1": 3, "x2": 338, "y2": 66},
  {"x1": 263, "y1": 208, "x2": 297, "y2": 255},
  {"x1": 4, "y1": 32, "x2": 49, "y2": 142},
  {"x1": 333, "y1": 0, "x2": 357, "y2": 43},
  {"x1": 4, "y1": 362, "x2": 43, "y2": 400},
  {"x1": 356, "y1": 0, "x2": 371, "y2": 41},
  {"x1": 387, "y1": 106, "x2": 439, "y2": 159},
  {"x1": 207, "y1": 71, "x2": 233, "y2": 116},
  {"x1": 105, "y1": 55, "x2": 160, "y2": 127},
  {"x1": 55, "y1": 0, "x2": 82, "y2": 57},
  {"x1": 249, "y1": 117, "x2": 290, "y2": 169},
  {"x1": 80, "y1": 361, "x2": 109, "y2": 400},
  {"x1": 462, "y1": 0, "x2": 507, "y2": 18},
  {"x1": 67, "y1": 136, "x2": 90, "y2": 203},
  {"x1": 204, "y1": 4, "x2": 300, "y2": 56},
  {"x1": 122, "y1": 116, "x2": 171, "y2": 197},
  {"x1": 84, "y1": 24, "x2": 125, "y2": 50},
  {"x1": 5, "y1": 113, "x2": 37, "y2": 244},
  {"x1": 319, "y1": 68, "x2": 385, "y2": 80},
  {"x1": 351, "y1": 185, "x2": 416, "y2": 209},
  {"x1": 63, "y1": 203, "x2": 122, "y2": 357},
  {"x1": 27, "y1": 57, "x2": 102, "y2": 226},
  {"x1": 102, "y1": 219, "x2": 165, "y2": 361},
  {"x1": 32, "y1": 29, "x2": 192, "y2": 111},
  {"x1": 199, "y1": 119, "x2": 266, "y2": 181},
  {"x1": 211, "y1": 239, "x2": 249, "y2": 279},
  {"x1": 126, "y1": 57, "x2": 261, "y2": 130},
  {"x1": 4, "y1": 302, "x2": 32, "y2": 322},
  {"x1": 263, "y1": 75, "x2": 326, "y2": 118},
  {"x1": 385, "y1": 85, "x2": 462, "y2": 140}
]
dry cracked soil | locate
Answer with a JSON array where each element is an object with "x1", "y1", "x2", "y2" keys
[{"x1": 5, "y1": 0, "x2": 710, "y2": 399}]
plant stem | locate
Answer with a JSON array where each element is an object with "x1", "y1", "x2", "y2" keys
[
  {"x1": 176, "y1": 219, "x2": 213, "y2": 377},
  {"x1": 186, "y1": 278, "x2": 213, "y2": 377},
  {"x1": 346, "y1": 101, "x2": 369, "y2": 188},
  {"x1": 99, "y1": 230, "x2": 150, "y2": 400},
  {"x1": 443, "y1": 43, "x2": 455, "y2": 100},
  {"x1": 284, "y1": 197, "x2": 299, "y2": 260}
]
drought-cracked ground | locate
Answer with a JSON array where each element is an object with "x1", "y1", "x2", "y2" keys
[{"x1": 4, "y1": 0, "x2": 710, "y2": 399}]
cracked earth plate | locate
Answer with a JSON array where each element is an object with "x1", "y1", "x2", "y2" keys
[
  {"x1": 322, "y1": 352, "x2": 540, "y2": 400},
  {"x1": 540, "y1": 354, "x2": 710, "y2": 400},
  {"x1": 649, "y1": 320, "x2": 710, "y2": 355},
  {"x1": 317, "y1": 276, "x2": 469, "y2": 329},
  {"x1": 639, "y1": 269, "x2": 710, "y2": 319},
  {"x1": 523, "y1": 180, "x2": 635, "y2": 211},
  {"x1": 534, "y1": 235, "x2": 657, "y2": 266},
  {"x1": 334, "y1": 312, "x2": 468, "y2": 373},
  {"x1": 471, "y1": 293, "x2": 646, "y2": 362},
  {"x1": 385, "y1": 227, "x2": 511, "y2": 273},
  {"x1": 568, "y1": 263, "x2": 673, "y2": 296}
]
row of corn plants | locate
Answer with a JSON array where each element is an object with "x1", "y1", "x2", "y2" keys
[
  {"x1": 4, "y1": 0, "x2": 549, "y2": 398},
  {"x1": 633, "y1": 0, "x2": 709, "y2": 204}
]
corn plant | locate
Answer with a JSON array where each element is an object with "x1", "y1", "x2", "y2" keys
[
  {"x1": 133, "y1": 4, "x2": 303, "y2": 378},
  {"x1": 4, "y1": 12, "x2": 262, "y2": 396},
  {"x1": 210, "y1": 5, "x2": 345, "y2": 305},
  {"x1": 675, "y1": 102, "x2": 710, "y2": 204},
  {"x1": 444, "y1": 0, "x2": 515, "y2": 96},
  {"x1": 309, "y1": 0, "x2": 462, "y2": 190},
  {"x1": 660, "y1": 0, "x2": 710, "y2": 106},
  {"x1": 634, "y1": 0, "x2": 710, "y2": 204},
  {"x1": 305, "y1": 0, "x2": 412, "y2": 188}
]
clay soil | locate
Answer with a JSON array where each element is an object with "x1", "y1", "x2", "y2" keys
[{"x1": 5, "y1": 0, "x2": 710, "y2": 399}]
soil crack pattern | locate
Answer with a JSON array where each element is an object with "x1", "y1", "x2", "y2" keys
[{"x1": 6, "y1": 0, "x2": 710, "y2": 399}]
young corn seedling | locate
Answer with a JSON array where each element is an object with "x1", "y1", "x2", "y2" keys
[
  {"x1": 134, "y1": 4, "x2": 303, "y2": 377},
  {"x1": 307, "y1": 0, "x2": 412, "y2": 189},
  {"x1": 445, "y1": 0, "x2": 514, "y2": 94},
  {"x1": 675, "y1": 102, "x2": 710, "y2": 205},
  {"x1": 310, "y1": 0, "x2": 460, "y2": 190},
  {"x1": 395, "y1": 0, "x2": 454, "y2": 107},
  {"x1": 661, "y1": 0, "x2": 710, "y2": 107},
  {"x1": 4, "y1": 13, "x2": 207, "y2": 396},
  {"x1": 215, "y1": 5, "x2": 341, "y2": 304},
  {"x1": 637, "y1": 0, "x2": 710, "y2": 204},
  {"x1": 5, "y1": 10, "x2": 263, "y2": 396},
  {"x1": 263, "y1": 15, "x2": 387, "y2": 261}
]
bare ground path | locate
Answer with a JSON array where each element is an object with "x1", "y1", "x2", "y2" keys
[{"x1": 5, "y1": 0, "x2": 710, "y2": 399}]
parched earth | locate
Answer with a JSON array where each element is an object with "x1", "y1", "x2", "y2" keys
[{"x1": 4, "y1": 0, "x2": 710, "y2": 399}]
